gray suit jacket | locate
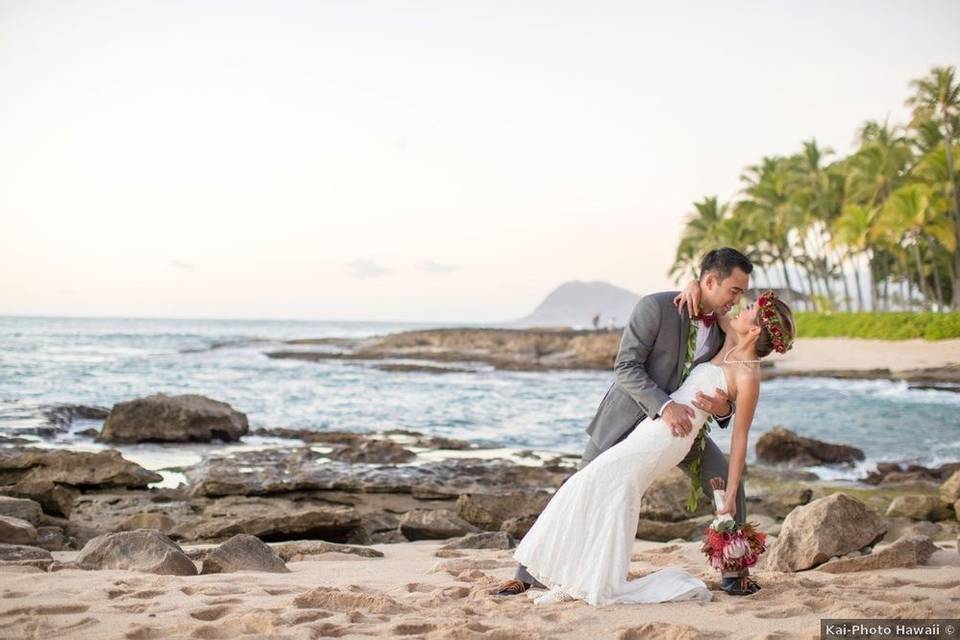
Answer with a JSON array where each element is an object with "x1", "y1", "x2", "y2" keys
[{"x1": 585, "y1": 290, "x2": 730, "y2": 451}]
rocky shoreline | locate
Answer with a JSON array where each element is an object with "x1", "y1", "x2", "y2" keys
[
  {"x1": 264, "y1": 327, "x2": 960, "y2": 386},
  {"x1": 1, "y1": 394, "x2": 958, "y2": 563},
  {"x1": 1, "y1": 392, "x2": 960, "y2": 638}
]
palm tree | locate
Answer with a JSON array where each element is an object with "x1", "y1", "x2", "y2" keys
[
  {"x1": 907, "y1": 66, "x2": 960, "y2": 307},
  {"x1": 738, "y1": 157, "x2": 805, "y2": 307},
  {"x1": 874, "y1": 184, "x2": 956, "y2": 309},
  {"x1": 832, "y1": 203, "x2": 878, "y2": 310},
  {"x1": 669, "y1": 196, "x2": 730, "y2": 283}
]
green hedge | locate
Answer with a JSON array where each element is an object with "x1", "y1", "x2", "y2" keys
[{"x1": 794, "y1": 312, "x2": 960, "y2": 340}]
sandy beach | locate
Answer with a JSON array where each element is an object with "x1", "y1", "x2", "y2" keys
[
  {"x1": 774, "y1": 338, "x2": 960, "y2": 374},
  {"x1": 2, "y1": 537, "x2": 958, "y2": 640}
]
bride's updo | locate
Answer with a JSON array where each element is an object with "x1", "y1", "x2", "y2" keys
[{"x1": 753, "y1": 292, "x2": 795, "y2": 358}]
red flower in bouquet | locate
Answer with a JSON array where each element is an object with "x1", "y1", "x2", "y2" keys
[{"x1": 701, "y1": 479, "x2": 767, "y2": 573}]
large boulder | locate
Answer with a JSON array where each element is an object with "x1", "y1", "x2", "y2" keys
[
  {"x1": 200, "y1": 534, "x2": 289, "y2": 574},
  {"x1": 755, "y1": 427, "x2": 865, "y2": 466},
  {"x1": 816, "y1": 535, "x2": 939, "y2": 573},
  {"x1": 0, "y1": 515, "x2": 37, "y2": 545},
  {"x1": 0, "y1": 543, "x2": 54, "y2": 571},
  {"x1": 765, "y1": 493, "x2": 887, "y2": 572},
  {"x1": 885, "y1": 495, "x2": 953, "y2": 521},
  {"x1": 398, "y1": 509, "x2": 480, "y2": 540},
  {"x1": 98, "y1": 393, "x2": 249, "y2": 443},
  {"x1": 0, "y1": 496, "x2": 44, "y2": 525},
  {"x1": 76, "y1": 529, "x2": 197, "y2": 575}
]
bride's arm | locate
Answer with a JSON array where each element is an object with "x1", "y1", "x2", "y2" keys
[
  {"x1": 673, "y1": 280, "x2": 733, "y2": 331},
  {"x1": 724, "y1": 371, "x2": 760, "y2": 504}
]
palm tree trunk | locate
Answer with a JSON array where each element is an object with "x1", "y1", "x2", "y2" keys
[
  {"x1": 912, "y1": 243, "x2": 929, "y2": 309},
  {"x1": 939, "y1": 116, "x2": 960, "y2": 309},
  {"x1": 853, "y1": 259, "x2": 865, "y2": 311},
  {"x1": 927, "y1": 236, "x2": 945, "y2": 310}
]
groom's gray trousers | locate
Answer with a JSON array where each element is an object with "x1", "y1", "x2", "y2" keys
[{"x1": 512, "y1": 291, "x2": 747, "y2": 587}]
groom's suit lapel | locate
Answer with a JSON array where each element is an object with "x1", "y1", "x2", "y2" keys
[{"x1": 676, "y1": 307, "x2": 691, "y2": 384}]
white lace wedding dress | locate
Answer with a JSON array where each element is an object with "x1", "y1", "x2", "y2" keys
[{"x1": 512, "y1": 361, "x2": 729, "y2": 605}]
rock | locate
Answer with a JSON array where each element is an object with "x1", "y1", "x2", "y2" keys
[
  {"x1": 0, "y1": 481, "x2": 80, "y2": 518},
  {"x1": 0, "y1": 496, "x2": 43, "y2": 525},
  {"x1": 635, "y1": 515, "x2": 714, "y2": 542},
  {"x1": 755, "y1": 427, "x2": 865, "y2": 466},
  {"x1": 185, "y1": 448, "x2": 568, "y2": 498},
  {"x1": 76, "y1": 529, "x2": 197, "y2": 575},
  {"x1": 0, "y1": 543, "x2": 54, "y2": 571},
  {"x1": 457, "y1": 492, "x2": 552, "y2": 530},
  {"x1": 500, "y1": 515, "x2": 539, "y2": 539},
  {"x1": 765, "y1": 493, "x2": 887, "y2": 572},
  {"x1": 200, "y1": 534, "x2": 289, "y2": 574},
  {"x1": 882, "y1": 517, "x2": 943, "y2": 543},
  {"x1": 0, "y1": 447, "x2": 161, "y2": 493},
  {"x1": 863, "y1": 461, "x2": 960, "y2": 485},
  {"x1": 0, "y1": 515, "x2": 37, "y2": 545},
  {"x1": 34, "y1": 526, "x2": 69, "y2": 551},
  {"x1": 941, "y1": 470, "x2": 960, "y2": 503},
  {"x1": 398, "y1": 509, "x2": 480, "y2": 540},
  {"x1": 328, "y1": 440, "x2": 416, "y2": 464},
  {"x1": 885, "y1": 495, "x2": 953, "y2": 521},
  {"x1": 816, "y1": 535, "x2": 939, "y2": 573},
  {"x1": 441, "y1": 531, "x2": 515, "y2": 550},
  {"x1": 638, "y1": 467, "x2": 714, "y2": 521},
  {"x1": 750, "y1": 487, "x2": 813, "y2": 519},
  {"x1": 173, "y1": 495, "x2": 363, "y2": 542},
  {"x1": 41, "y1": 404, "x2": 109, "y2": 429},
  {"x1": 271, "y1": 540, "x2": 384, "y2": 561},
  {"x1": 98, "y1": 393, "x2": 249, "y2": 443},
  {"x1": 67, "y1": 489, "x2": 197, "y2": 539},
  {"x1": 118, "y1": 512, "x2": 178, "y2": 533}
]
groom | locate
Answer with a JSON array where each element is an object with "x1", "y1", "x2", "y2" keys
[{"x1": 498, "y1": 247, "x2": 758, "y2": 597}]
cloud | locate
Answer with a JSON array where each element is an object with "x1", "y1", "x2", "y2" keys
[
  {"x1": 170, "y1": 260, "x2": 195, "y2": 271},
  {"x1": 348, "y1": 259, "x2": 392, "y2": 279},
  {"x1": 422, "y1": 259, "x2": 459, "y2": 274}
]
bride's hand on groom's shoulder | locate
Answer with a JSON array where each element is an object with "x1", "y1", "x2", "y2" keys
[{"x1": 673, "y1": 280, "x2": 701, "y2": 317}]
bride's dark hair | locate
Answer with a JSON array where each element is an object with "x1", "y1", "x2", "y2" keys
[{"x1": 754, "y1": 298, "x2": 795, "y2": 358}]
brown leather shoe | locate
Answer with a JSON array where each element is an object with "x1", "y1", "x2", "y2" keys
[{"x1": 494, "y1": 579, "x2": 530, "y2": 596}]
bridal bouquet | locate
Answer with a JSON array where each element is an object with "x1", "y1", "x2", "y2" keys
[{"x1": 700, "y1": 478, "x2": 767, "y2": 572}]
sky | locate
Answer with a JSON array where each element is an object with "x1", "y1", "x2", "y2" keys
[{"x1": 1, "y1": 1, "x2": 958, "y2": 322}]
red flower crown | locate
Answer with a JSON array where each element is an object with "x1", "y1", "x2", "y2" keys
[{"x1": 756, "y1": 290, "x2": 793, "y2": 354}]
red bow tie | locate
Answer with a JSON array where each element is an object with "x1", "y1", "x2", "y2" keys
[{"x1": 693, "y1": 313, "x2": 716, "y2": 328}]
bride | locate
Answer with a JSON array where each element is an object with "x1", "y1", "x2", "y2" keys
[{"x1": 511, "y1": 288, "x2": 795, "y2": 605}]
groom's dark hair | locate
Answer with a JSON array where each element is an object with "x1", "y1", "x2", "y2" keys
[{"x1": 698, "y1": 247, "x2": 753, "y2": 282}]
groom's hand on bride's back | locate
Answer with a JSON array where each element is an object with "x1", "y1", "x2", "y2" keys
[{"x1": 659, "y1": 402, "x2": 695, "y2": 437}]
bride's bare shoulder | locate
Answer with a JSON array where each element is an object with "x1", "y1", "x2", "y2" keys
[{"x1": 728, "y1": 364, "x2": 761, "y2": 399}]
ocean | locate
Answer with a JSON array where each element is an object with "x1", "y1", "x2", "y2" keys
[{"x1": 2, "y1": 315, "x2": 957, "y2": 486}]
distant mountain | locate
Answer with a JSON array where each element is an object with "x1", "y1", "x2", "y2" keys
[{"x1": 512, "y1": 281, "x2": 641, "y2": 329}]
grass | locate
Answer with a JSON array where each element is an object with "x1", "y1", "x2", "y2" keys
[{"x1": 794, "y1": 312, "x2": 960, "y2": 340}]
